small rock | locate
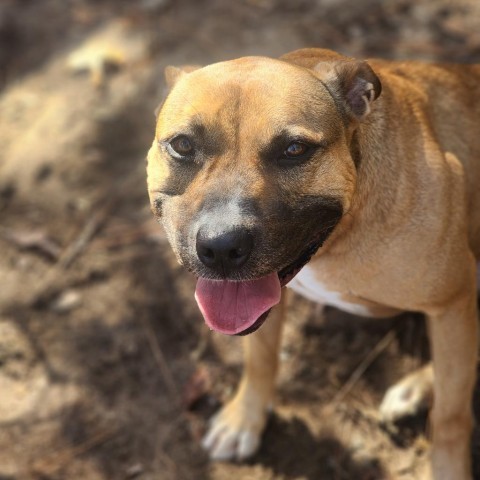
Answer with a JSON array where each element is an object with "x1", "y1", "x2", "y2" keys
[
  {"x1": 51, "y1": 290, "x2": 81, "y2": 313},
  {"x1": 125, "y1": 463, "x2": 144, "y2": 478}
]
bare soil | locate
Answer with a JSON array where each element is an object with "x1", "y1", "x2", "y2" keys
[{"x1": 1, "y1": 1, "x2": 479, "y2": 479}]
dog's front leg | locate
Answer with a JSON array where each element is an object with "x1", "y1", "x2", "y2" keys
[
  {"x1": 427, "y1": 284, "x2": 478, "y2": 480},
  {"x1": 202, "y1": 290, "x2": 286, "y2": 461}
]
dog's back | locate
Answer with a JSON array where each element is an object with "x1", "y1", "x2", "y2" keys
[
  {"x1": 375, "y1": 61, "x2": 480, "y2": 256},
  {"x1": 282, "y1": 49, "x2": 480, "y2": 257}
]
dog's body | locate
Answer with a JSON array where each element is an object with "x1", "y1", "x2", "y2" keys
[{"x1": 147, "y1": 49, "x2": 480, "y2": 479}]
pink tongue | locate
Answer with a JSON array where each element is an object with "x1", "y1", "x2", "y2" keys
[{"x1": 195, "y1": 273, "x2": 281, "y2": 335}]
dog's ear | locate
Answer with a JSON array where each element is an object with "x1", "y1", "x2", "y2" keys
[
  {"x1": 164, "y1": 64, "x2": 202, "y2": 89},
  {"x1": 154, "y1": 65, "x2": 202, "y2": 117},
  {"x1": 317, "y1": 60, "x2": 382, "y2": 121}
]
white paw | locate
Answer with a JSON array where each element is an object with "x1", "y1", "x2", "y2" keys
[
  {"x1": 380, "y1": 365, "x2": 433, "y2": 424},
  {"x1": 202, "y1": 397, "x2": 267, "y2": 461}
]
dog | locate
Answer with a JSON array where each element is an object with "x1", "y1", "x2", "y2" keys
[{"x1": 146, "y1": 48, "x2": 480, "y2": 479}]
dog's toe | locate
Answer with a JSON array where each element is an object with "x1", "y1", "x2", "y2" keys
[
  {"x1": 202, "y1": 398, "x2": 266, "y2": 461},
  {"x1": 237, "y1": 430, "x2": 260, "y2": 459},
  {"x1": 207, "y1": 429, "x2": 240, "y2": 461},
  {"x1": 379, "y1": 364, "x2": 433, "y2": 423},
  {"x1": 204, "y1": 426, "x2": 260, "y2": 461}
]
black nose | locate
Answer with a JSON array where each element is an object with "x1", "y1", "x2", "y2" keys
[{"x1": 196, "y1": 229, "x2": 254, "y2": 275}]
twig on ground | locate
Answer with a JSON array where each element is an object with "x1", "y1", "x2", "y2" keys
[
  {"x1": 0, "y1": 226, "x2": 61, "y2": 260},
  {"x1": 30, "y1": 429, "x2": 115, "y2": 477},
  {"x1": 331, "y1": 329, "x2": 397, "y2": 406},
  {"x1": 157, "y1": 448, "x2": 180, "y2": 480},
  {"x1": 24, "y1": 197, "x2": 115, "y2": 307},
  {"x1": 58, "y1": 198, "x2": 116, "y2": 269},
  {"x1": 141, "y1": 316, "x2": 182, "y2": 407}
]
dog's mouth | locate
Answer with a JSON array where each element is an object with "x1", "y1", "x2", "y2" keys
[{"x1": 194, "y1": 235, "x2": 326, "y2": 336}]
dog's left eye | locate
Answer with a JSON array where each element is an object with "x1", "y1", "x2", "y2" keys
[
  {"x1": 167, "y1": 135, "x2": 194, "y2": 158},
  {"x1": 284, "y1": 141, "x2": 309, "y2": 158}
]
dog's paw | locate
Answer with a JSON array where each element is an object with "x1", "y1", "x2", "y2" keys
[
  {"x1": 379, "y1": 364, "x2": 433, "y2": 423},
  {"x1": 202, "y1": 394, "x2": 268, "y2": 461}
]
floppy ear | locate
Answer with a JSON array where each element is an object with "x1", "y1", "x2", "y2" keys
[
  {"x1": 318, "y1": 60, "x2": 382, "y2": 121},
  {"x1": 164, "y1": 64, "x2": 202, "y2": 89}
]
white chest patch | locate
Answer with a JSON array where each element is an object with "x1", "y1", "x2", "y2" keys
[{"x1": 287, "y1": 265, "x2": 374, "y2": 317}]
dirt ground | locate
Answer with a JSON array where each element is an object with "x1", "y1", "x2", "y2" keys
[{"x1": 1, "y1": 1, "x2": 480, "y2": 479}]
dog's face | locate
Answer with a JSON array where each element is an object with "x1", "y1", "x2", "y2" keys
[{"x1": 147, "y1": 54, "x2": 381, "y2": 334}]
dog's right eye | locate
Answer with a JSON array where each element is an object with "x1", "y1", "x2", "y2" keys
[
  {"x1": 167, "y1": 135, "x2": 195, "y2": 158},
  {"x1": 284, "y1": 141, "x2": 310, "y2": 158}
]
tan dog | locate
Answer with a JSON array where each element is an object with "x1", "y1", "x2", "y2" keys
[{"x1": 146, "y1": 48, "x2": 480, "y2": 479}]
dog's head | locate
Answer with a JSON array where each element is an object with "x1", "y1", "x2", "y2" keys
[{"x1": 147, "y1": 49, "x2": 381, "y2": 335}]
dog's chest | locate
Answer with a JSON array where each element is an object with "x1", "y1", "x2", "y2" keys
[{"x1": 288, "y1": 264, "x2": 376, "y2": 316}]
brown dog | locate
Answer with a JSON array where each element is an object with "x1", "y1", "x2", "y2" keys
[{"x1": 146, "y1": 48, "x2": 480, "y2": 479}]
